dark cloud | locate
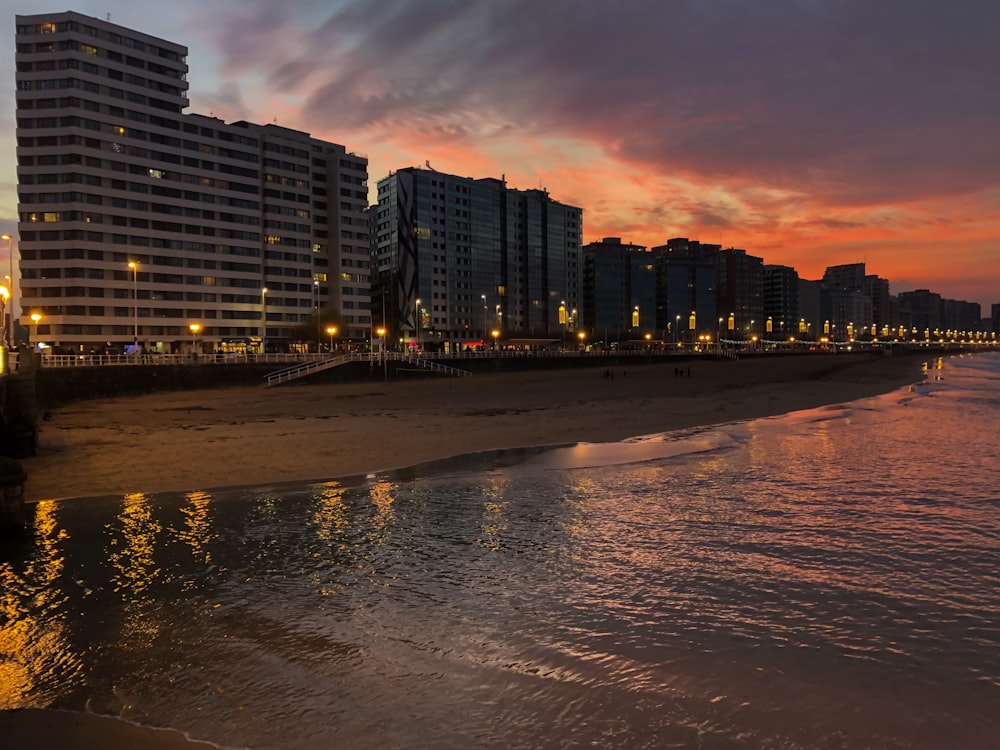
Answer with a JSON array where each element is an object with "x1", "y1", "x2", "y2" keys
[{"x1": 199, "y1": 0, "x2": 1000, "y2": 206}]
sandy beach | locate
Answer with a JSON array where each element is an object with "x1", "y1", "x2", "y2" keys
[
  {"x1": 4, "y1": 352, "x2": 932, "y2": 749},
  {"x1": 20, "y1": 352, "x2": 928, "y2": 504}
]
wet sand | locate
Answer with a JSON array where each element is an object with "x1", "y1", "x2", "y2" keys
[
  {"x1": 21, "y1": 352, "x2": 928, "y2": 504},
  {"x1": 4, "y1": 352, "x2": 930, "y2": 748}
]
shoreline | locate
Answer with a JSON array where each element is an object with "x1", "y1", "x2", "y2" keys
[
  {"x1": 3, "y1": 352, "x2": 937, "y2": 748},
  {"x1": 20, "y1": 352, "x2": 930, "y2": 504}
]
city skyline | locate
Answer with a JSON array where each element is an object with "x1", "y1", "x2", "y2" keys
[{"x1": 2, "y1": 0, "x2": 998, "y2": 311}]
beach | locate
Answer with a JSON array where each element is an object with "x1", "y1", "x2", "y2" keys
[
  {"x1": 21, "y1": 352, "x2": 927, "y2": 504},
  {"x1": 1, "y1": 352, "x2": 944, "y2": 749}
]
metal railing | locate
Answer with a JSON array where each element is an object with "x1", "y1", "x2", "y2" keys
[{"x1": 13, "y1": 338, "x2": 997, "y2": 372}]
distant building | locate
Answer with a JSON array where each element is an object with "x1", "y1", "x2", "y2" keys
[
  {"x1": 898, "y1": 289, "x2": 942, "y2": 335},
  {"x1": 373, "y1": 168, "x2": 582, "y2": 349},
  {"x1": 651, "y1": 238, "x2": 719, "y2": 343},
  {"x1": 762, "y1": 265, "x2": 799, "y2": 340},
  {"x1": 718, "y1": 248, "x2": 764, "y2": 340},
  {"x1": 822, "y1": 263, "x2": 872, "y2": 340},
  {"x1": 14, "y1": 11, "x2": 368, "y2": 353},
  {"x1": 582, "y1": 238, "x2": 654, "y2": 345},
  {"x1": 798, "y1": 279, "x2": 822, "y2": 339},
  {"x1": 865, "y1": 274, "x2": 893, "y2": 333}
]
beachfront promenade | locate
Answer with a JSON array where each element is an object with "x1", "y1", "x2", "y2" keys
[{"x1": 11, "y1": 337, "x2": 996, "y2": 371}]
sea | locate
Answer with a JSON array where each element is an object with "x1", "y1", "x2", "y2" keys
[{"x1": 2, "y1": 352, "x2": 999, "y2": 750}]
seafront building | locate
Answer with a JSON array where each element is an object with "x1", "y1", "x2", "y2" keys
[
  {"x1": 373, "y1": 167, "x2": 582, "y2": 350},
  {"x1": 762, "y1": 264, "x2": 800, "y2": 341},
  {"x1": 581, "y1": 237, "x2": 654, "y2": 344},
  {"x1": 14, "y1": 11, "x2": 370, "y2": 353},
  {"x1": 651, "y1": 238, "x2": 719, "y2": 344}
]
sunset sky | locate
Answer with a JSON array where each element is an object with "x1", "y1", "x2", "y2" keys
[{"x1": 2, "y1": 0, "x2": 997, "y2": 311}]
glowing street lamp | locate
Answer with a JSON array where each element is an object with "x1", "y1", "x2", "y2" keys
[
  {"x1": 128, "y1": 260, "x2": 139, "y2": 351},
  {"x1": 189, "y1": 322, "x2": 201, "y2": 357},
  {"x1": 260, "y1": 287, "x2": 268, "y2": 353},
  {"x1": 1, "y1": 233, "x2": 13, "y2": 348},
  {"x1": 326, "y1": 325, "x2": 338, "y2": 352},
  {"x1": 313, "y1": 279, "x2": 321, "y2": 352},
  {"x1": 414, "y1": 297, "x2": 421, "y2": 347},
  {"x1": 0, "y1": 284, "x2": 8, "y2": 349},
  {"x1": 376, "y1": 325, "x2": 387, "y2": 381},
  {"x1": 30, "y1": 311, "x2": 42, "y2": 351},
  {"x1": 491, "y1": 329, "x2": 500, "y2": 350}
]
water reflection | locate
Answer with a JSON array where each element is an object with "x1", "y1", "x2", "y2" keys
[
  {"x1": 175, "y1": 490, "x2": 214, "y2": 569},
  {"x1": 367, "y1": 478, "x2": 396, "y2": 543},
  {"x1": 2, "y1": 355, "x2": 999, "y2": 749},
  {"x1": 107, "y1": 492, "x2": 163, "y2": 650},
  {"x1": 0, "y1": 501, "x2": 83, "y2": 707},
  {"x1": 476, "y1": 478, "x2": 509, "y2": 552}
]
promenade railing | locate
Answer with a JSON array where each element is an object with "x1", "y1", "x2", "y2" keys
[{"x1": 16, "y1": 338, "x2": 995, "y2": 371}]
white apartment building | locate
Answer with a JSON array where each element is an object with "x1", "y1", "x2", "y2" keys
[{"x1": 14, "y1": 11, "x2": 370, "y2": 354}]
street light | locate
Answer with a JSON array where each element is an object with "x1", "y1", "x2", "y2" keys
[
  {"x1": 1, "y1": 234, "x2": 13, "y2": 348},
  {"x1": 189, "y1": 322, "x2": 201, "y2": 358},
  {"x1": 564, "y1": 300, "x2": 571, "y2": 348},
  {"x1": 414, "y1": 297, "x2": 421, "y2": 348},
  {"x1": 326, "y1": 325, "x2": 338, "y2": 352},
  {"x1": 313, "y1": 279, "x2": 321, "y2": 352},
  {"x1": 0, "y1": 285, "x2": 8, "y2": 350},
  {"x1": 30, "y1": 312, "x2": 41, "y2": 352},
  {"x1": 376, "y1": 325, "x2": 387, "y2": 381},
  {"x1": 260, "y1": 287, "x2": 268, "y2": 354},
  {"x1": 128, "y1": 260, "x2": 138, "y2": 352},
  {"x1": 491, "y1": 329, "x2": 500, "y2": 350},
  {"x1": 481, "y1": 294, "x2": 487, "y2": 344}
]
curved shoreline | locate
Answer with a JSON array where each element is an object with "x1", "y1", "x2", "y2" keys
[
  {"x1": 20, "y1": 353, "x2": 930, "y2": 504},
  {"x1": 3, "y1": 353, "x2": 938, "y2": 747}
]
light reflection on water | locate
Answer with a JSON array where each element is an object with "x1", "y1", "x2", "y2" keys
[{"x1": 1, "y1": 353, "x2": 999, "y2": 749}]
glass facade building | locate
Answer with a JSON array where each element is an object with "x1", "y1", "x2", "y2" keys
[{"x1": 374, "y1": 168, "x2": 581, "y2": 350}]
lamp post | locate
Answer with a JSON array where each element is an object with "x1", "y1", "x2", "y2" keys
[
  {"x1": 260, "y1": 287, "x2": 267, "y2": 354},
  {"x1": 414, "y1": 297, "x2": 421, "y2": 349},
  {"x1": 326, "y1": 325, "x2": 337, "y2": 353},
  {"x1": 30, "y1": 312, "x2": 41, "y2": 352},
  {"x1": 128, "y1": 260, "x2": 138, "y2": 352},
  {"x1": 718, "y1": 317, "x2": 723, "y2": 353},
  {"x1": 313, "y1": 279, "x2": 321, "y2": 353},
  {"x1": 563, "y1": 300, "x2": 569, "y2": 349},
  {"x1": 189, "y1": 322, "x2": 201, "y2": 358},
  {"x1": 376, "y1": 325, "x2": 387, "y2": 381},
  {"x1": 481, "y1": 294, "x2": 487, "y2": 345},
  {"x1": 1, "y1": 234, "x2": 13, "y2": 348},
  {"x1": 0, "y1": 284, "x2": 8, "y2": 350}
]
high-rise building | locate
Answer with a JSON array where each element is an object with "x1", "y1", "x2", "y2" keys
[
  {"x1": 717, "y1": 248, "x2": 764, "y2": 340},
  {"x1": 582, "y1": 237, "x2": 653, "y2": 344},
  {"x1": 14, "y1": 11, "x2": 368, "y2": 353},
  {"x1": 373, "y1": 167, "x2": 582, "y2": 350},
  {"x1": 864, "y1": 274, "x2": 893, "y2": 333},
  {"x1": 651, "y1": 238, "x2": 718, "y2": 343},
  {"x1": 762, "y1": 264, "x2": 799, "y2": 340}
]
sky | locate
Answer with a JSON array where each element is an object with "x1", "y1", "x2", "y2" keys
[{"x1": 2, "y1": 0, "x2": 998, "y2": 312}]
